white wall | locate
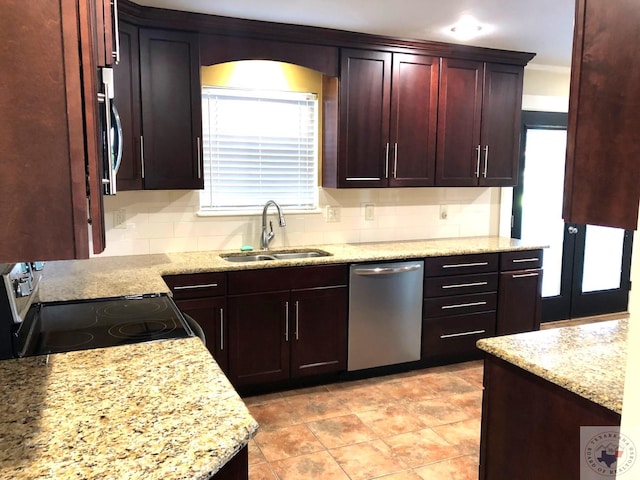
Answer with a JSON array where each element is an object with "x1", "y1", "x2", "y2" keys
[{"x1": 99, "y1": 187, "x2": 500, "y2": 255}]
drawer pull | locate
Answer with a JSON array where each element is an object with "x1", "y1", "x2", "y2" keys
[
  {"x1": 441, "y1": 281, "x2": 488, "y2": 290},
  {"x1": 285, "y1": 301, "x2": 290, "y2": 342},
  {"x1": 442, "y1": 262, "x2": 489, "y2": 269},
  {"x1": 441, "y1": 301, "x2": 487, "y2": 310},
  {"x1": 219, "y1": 308, "x2": 224, "y2": 351},
  {"x1": 512, "y1": 272, "x2": 540, "y2": 279},
  {"x1": 173, "y1": 283, "x2": 219, "y2": 290},
  {"x1": 512, "y1": 258, "x2": 539, "y2": 263},
  {"x1": 440, "y1": 329, "x2": 486, "y2": 339}
]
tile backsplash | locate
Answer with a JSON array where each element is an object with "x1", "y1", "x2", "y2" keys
[{"x1": 97, "y1": 187, "x2": 501, "y2": 257}]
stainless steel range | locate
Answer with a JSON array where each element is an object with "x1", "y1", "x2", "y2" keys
[{"x1": 1, "y1": 263, "x2": 195, "y2": 359}]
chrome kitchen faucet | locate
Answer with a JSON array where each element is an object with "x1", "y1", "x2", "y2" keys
[{"x1": 260, "y1": 200, "x2": 286, "y2": 250}]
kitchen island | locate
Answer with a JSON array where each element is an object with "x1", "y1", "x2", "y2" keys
[
  {"x1": 476, "y1": 319, "x2": 625, "y2": 480},
  {"x1": 0, "y1": 337, "x2": 258, "y2": 479}
]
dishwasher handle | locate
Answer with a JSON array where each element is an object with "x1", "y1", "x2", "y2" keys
[{"x1": 353, "y1": 264, "x2": 422, "y2": 276}]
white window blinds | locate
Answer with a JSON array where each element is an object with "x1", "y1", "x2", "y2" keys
[{"x1": 200, "y1": 87, "x2": 318, "y2": 212}]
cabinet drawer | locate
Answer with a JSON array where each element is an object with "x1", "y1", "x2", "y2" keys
[
  {"x1": 424, "y1": 292, "x2": 497, "y2": 317},
  {"x1": 422, "y1": 311, "x2": 496, "y2": 359},
  {"x1": 424, "y1": 272, "x2": 498, "y2": 298},
  {"x1": 163, "y1": 272, "x2": 226, "y2": 300},
  {"x1": 500, "y1": 249, "x2": 543, "y2": 271},
  {"x1": 424, "y1": 253, "x2": 499, "y2": 276},
  {"x1": 228, "y1": 264, "x2": 348, "y2": 295}
]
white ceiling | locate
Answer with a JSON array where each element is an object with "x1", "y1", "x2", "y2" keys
[{"x1": 133, "y1": 0, "x2": 575, "y2": 67}]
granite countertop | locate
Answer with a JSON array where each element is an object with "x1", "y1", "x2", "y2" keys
[
  {"x1": 0, "y1": 337, "x2": 258, "y2": 480},
  {"x1": 477, "y1": 319, "x2": 627, "y2": 414},
  {"x1": 38, "y1": 236, "x2": 545, "y2": 302}
]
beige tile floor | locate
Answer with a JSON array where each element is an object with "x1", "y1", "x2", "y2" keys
[
  {"x1": 244, "y1": 313, "x2": 626, "y2": 479},
  {"x1": 245, "y1": 360, "x2": 484, "y2": 480}
]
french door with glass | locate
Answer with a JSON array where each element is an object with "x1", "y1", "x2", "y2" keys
[{"x1": 512, "y1": 111, "x2": 633, "y2": 322}]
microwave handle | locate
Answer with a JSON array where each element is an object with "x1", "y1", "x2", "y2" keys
[
  {"x1": 112, "y1": 104, "x2": 123, "y2": 174},
  {"x1": 101, "y1": 68, "x2": 117, "y2": 195}
]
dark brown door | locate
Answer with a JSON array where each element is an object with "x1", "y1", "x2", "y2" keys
[
  {"x1": 227, "y1": 292, "x2": 290, "y2": 388},
  {"x1": 139, "y1": 28, "x2": 203, "y2": 190},
  {"x1": 389, "y1": 53, "x2": 439, "y2": 187},
  {"x1": 435, "y1": 58, "x2": 483, "y2": 186},
  {"x1": 290, "y1": 286, "x2": 347, "y2": 378},
  {"x1": 479, "y1": 63, "x2": 523, "y2": 187},
  {"x1": 175, "y1": 297, "x2": 228, "y2": 374},
  {"x1": 339, "y1": 48, "x2": 392, "y2": 188},
  {"x1": 114, "y1": 21, "x2": 143, "y2": 190},
  {"x1": 496, "y1": 269, "x2": 542, "y2": 335}
]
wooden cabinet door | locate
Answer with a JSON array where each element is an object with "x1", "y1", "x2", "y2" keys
[
  {"x1": 435, "y1": 58, "x2": 483, "y2": 186},
  {"x1": 338, "y1": 49, "x2": 392, "y2": 188},
  {"x1": 496, "y1": 269, "x2": 542, "y2": 335},
  {"x1": 388, "y1": 54, "x2": 439, "y2": 187},
  {"x1": 290, "y1": 286, "x2": 347, "y2": 378},
  {"x1": 139, "y1": 28, "x2": 203, "y2": 190},
  {"x1": 114, "y1": 21, "x2": 143, "y2": 190},
  {"x1": 175, "y1": 297, "x2": 228, "y2": 374},
  {"x1": 227, "y1": 291, "x2": 290, "y2": 388},
  {"x1": 563, "y1": 0, "x2": 640, "y2": 230},
  {"x1": 479, "y1": 63, "x2": 523, "y2": 187}
]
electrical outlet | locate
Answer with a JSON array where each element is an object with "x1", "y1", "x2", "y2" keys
[
  {"x1": 364, "y1": 203, "x2": 375, "y2": 221},
  {"x1": 113, "y1": 209, "x2": 127, "y2": 229},
  {"x1": 440, "y1": 205, "x2": 448, "y2": 220},
  {"x1": 326, "y1": 205, "x2": 341, "y2": 223}
]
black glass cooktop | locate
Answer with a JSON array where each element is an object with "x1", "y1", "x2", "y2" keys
[{"x1": 18, "y1": 294, "x2": 193, "y2": 357}]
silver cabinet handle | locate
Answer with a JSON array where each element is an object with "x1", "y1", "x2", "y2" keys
[
  {"x1": 442, "y1": 281, "x2": 488, "y2": 290},
  {"x1": 442, "y1": 262, "x2": 489, "y2": 269},
  {"x1": 345, "y1": 177, "x2": 382, "y2": 181},
  {"x1": 475, "y1": 145, "x2": 481, "y2": 178},
  {"x1": 483, "y1": 145, "x2": 489, "y2": 178},
  {"x1": 393, "y1": 143, "x2": 398, "y2": 179},
  {"x1": 111, "y1": 0, "x2": 121, "y2": 63},
  {"x1": 440, "y1": 329, "x2": 486, "y2": 339},
  {"x1": 219, "y1": 308, "x2": 224, "y2": 351},
  {"x1": 197, "y1": 136, "x2": 202, "y2": 179},
  {"x1": 384, "y1": 142, "x2": 390, "y2": 179},
  {"x1": 354, "y1": 264, "x2": 422, "y2": 276},
  {"x1": 173, "y1": 283, "x2": 218, "y2": 290},
  {"x1": 295, "y1": 301, "x2": 299, "y2": 340},
  {"x1": 140, "y1": 135, "x2": 145, "y2": 179},
  {"x1": 512, "y1": 272, "x2": 539, "y2": 279},
  {"x1": 512, "y1": 258, "x2": 540, "y2": 263},
  {"x1": 284, "y1": 301, "x2": 289, "y2": 342},
  {"x1": 441, "y1": 301, "x2": 487, "y2": 310},
  {"x1": 568, "y1": 226, "x2": 578, "y2": 234}
]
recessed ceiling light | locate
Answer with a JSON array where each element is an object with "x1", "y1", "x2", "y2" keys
[{"x1": 447, "y1": 14, "x2": 487, "y2": 41}]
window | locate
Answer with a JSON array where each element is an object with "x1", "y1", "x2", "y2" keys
[{"x1": 200, "y1": 87, "x2": 318, "y2": 213}]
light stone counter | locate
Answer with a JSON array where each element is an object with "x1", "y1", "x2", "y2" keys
[
  {"x1": 0, "y1": 337, "x2": 258, "y2": 479},
  {"x1": 477, "y1": 319, "x2": 627, "y2": 414},
  {"x1": 38, "y1": 236, "x2": 545, "y2": 302}
]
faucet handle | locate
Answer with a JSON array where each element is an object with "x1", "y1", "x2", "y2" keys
[{"x1": 267, "y1": 220, "x2": 275, "y2": 243}]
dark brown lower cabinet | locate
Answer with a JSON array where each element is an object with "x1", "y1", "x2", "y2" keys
[
  {"x1": 212, "y1": 446, "x2": 248, "y2": 480},
  {"x1": 226, "y1": 265, "x2": 348, "y2": 390},
  {"x1": 496, "y1": 250, "x2": 544, "y2": 335},
  {"x1": 175, "y1": 297, "x2": 228, "y2": 374},
  {"x1": 479, "y1": 356, "x2": 620, "y2": 480}
]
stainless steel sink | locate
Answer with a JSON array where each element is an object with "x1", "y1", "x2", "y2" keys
[{"x1": 221, "y1": 249, "x2": 331, "y2": 262}]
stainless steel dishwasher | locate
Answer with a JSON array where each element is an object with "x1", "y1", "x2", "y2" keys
[{"x1": 348, "y1": 260, "x2": 424, "y2": 371}]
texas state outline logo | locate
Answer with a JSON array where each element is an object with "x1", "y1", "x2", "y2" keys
[{"x1": 583, "y1": 429, "x2": 637, "y2": 478}]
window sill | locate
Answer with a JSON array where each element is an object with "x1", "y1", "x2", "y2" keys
[{"x1": 196, "y1": 208, "x2": 323, "y2": 217}]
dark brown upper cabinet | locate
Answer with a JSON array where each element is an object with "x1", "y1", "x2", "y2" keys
[
  {"x1": 114, "y1": 23, "x2": 203, "y2": 190},
  {"x1": 0, "y1": 0, "x2": 110, "y2": 262},
  {"x1": 436, "y1": 59, "x2": 524, "y2": 187},
  {"x1": 325, "y1": 49, "x2": 439, "y2": 188},
  {"x1": 563, "y1": 0, "x2": 640, "y2": 230}
]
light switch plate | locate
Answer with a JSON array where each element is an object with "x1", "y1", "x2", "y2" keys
[
  {"x1": 326, "y1": 205, "x2": 341, "y2": 223},
  {"x1": 364, "y1": 203, "x2": 375, "y2": 221},
  {"x1": 113, "y1": 209, "x2": 127, "y2": 229}
]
